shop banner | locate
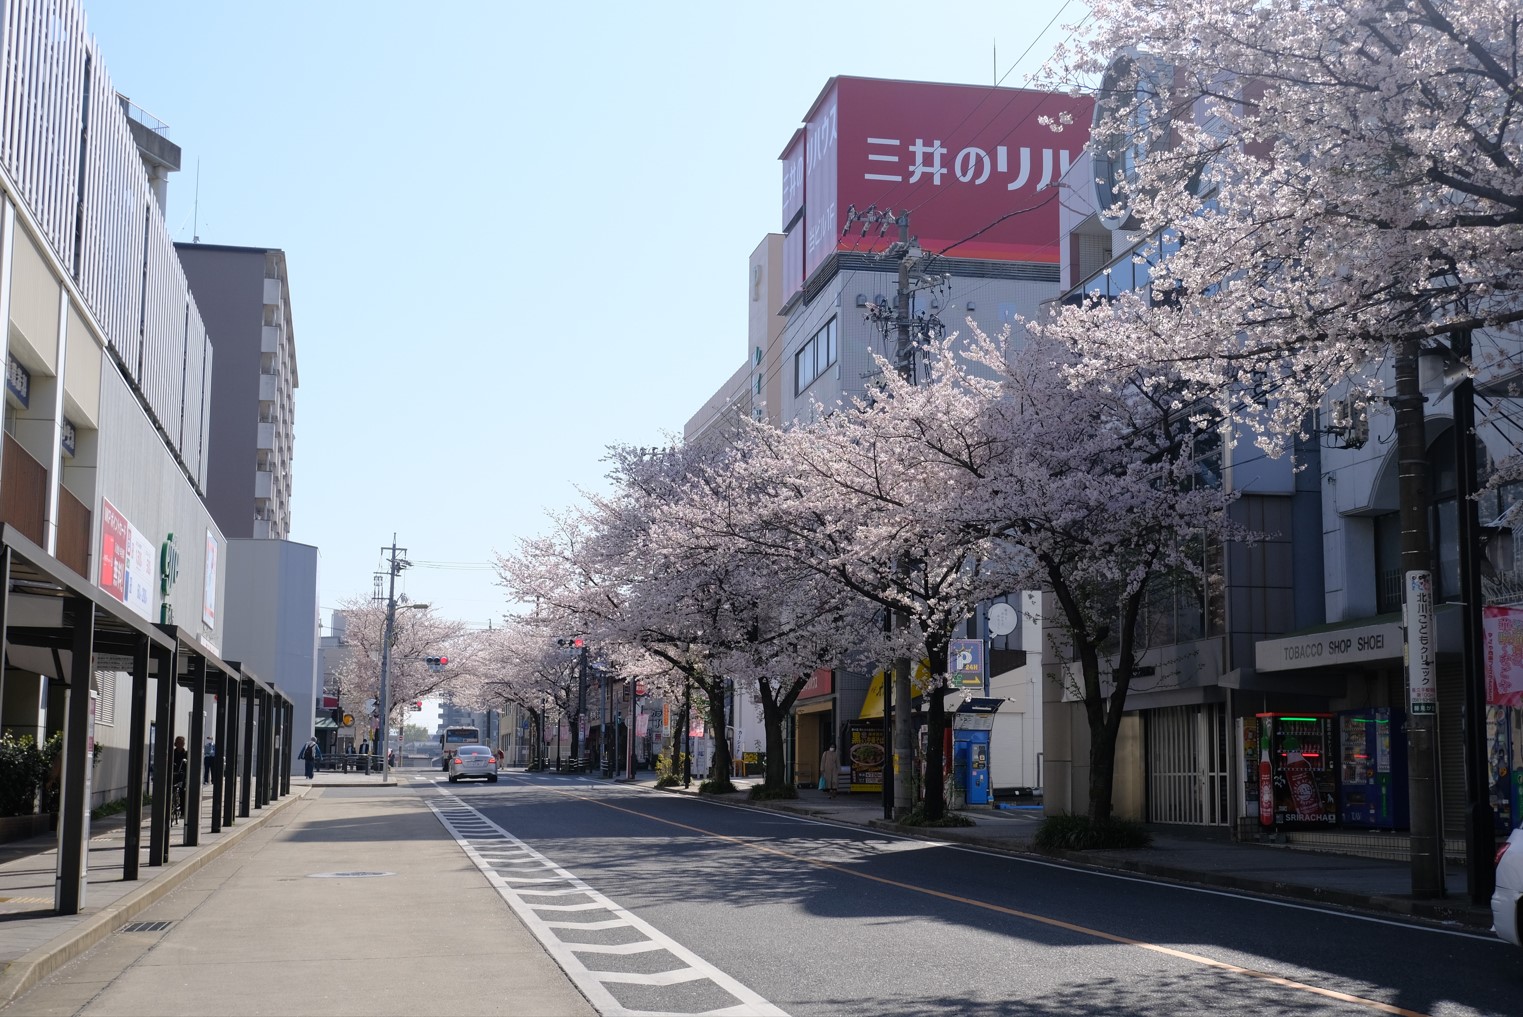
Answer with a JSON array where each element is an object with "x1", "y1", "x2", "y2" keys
[
  {"x1": 1484, "y1": 605, "x2": 1523, "y2": 706},
  {"x1": 1404, "y1": 571, "x2": 1437, "y2": 715}
]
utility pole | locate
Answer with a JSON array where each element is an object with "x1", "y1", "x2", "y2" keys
[
  {"x1": 844, "y1": 205, "x2": 948, "y2": 818},
  {"x1": 375, "y1": 537, "x2": 409, "y2": 785},
  {"x1": 1394, "y1": 344, "x2": 1445, "y2": 898},
  {"x1": 1451, "y1": 329, "x2": 1495, "y2": 904}
]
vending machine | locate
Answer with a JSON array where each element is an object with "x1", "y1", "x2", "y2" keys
[
  {"x1": 1254, "y1": 713, "x2": 1338, "y2": 828},
  {"x1": 1336, "y1": 708, "x2": 1408, "y2": 829}
]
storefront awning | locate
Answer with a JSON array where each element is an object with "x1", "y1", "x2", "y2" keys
[{"x1": 858, "y1": 666, "x2": 928, "y2": 720}]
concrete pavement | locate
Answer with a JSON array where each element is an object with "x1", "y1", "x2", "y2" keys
[
  {"x1": 0, "y1": 766, "x2": 1496, "y2": 1013},
  {"x1": 0, "y1": 769, "x2": 595, "y2": 1016}
]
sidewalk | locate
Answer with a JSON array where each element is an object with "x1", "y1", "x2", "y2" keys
[
  {"x1": 651, "y1": 774, "x2": 1494, "y2": 931},
  {"x1": 0, "y1": 769, "x2": 401, "y2": 1008}
]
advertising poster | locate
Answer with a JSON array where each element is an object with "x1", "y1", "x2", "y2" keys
[
  {"x1": 847, "y1": 719, "x2": 886, "y2": 793},
  {"x1": 98, "y1": 498, "x2": 154, "y2": 621}
]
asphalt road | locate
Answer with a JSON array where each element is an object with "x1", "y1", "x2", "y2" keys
[{"x1": 443, "y1": 771, "x2": 1521, "y2": 1017}]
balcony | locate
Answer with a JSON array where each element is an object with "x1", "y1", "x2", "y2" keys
[
  {"x1": 55, "y1": 485, "x2": 90, "y2": 577},
  {"x1": 262, "y1": 277, "x2": 282, "y2": 307},
  {"x1": 255, "y1": 469, "x2": 272, "y2": 500},
  {"x1": 257, "y1": 422, "x2": 275, "y2": 450},
  {"x1": 261, "y1": 324, "x2": 281, "y2": 354},
  {"x1": 259, "y1": 374, "x2": 278, "y2": 402},
  {"x1": 1, "y1": 433, "x2": 47, "y2": 547}
]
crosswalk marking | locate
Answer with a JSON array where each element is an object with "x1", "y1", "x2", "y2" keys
[{"x1": 427, "y1": 791, "x2": 787, "y2": 1017}]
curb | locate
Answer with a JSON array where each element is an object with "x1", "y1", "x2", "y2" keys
[{"x1": 0, "y1": 788, "x2": 308, "y2": 1008}]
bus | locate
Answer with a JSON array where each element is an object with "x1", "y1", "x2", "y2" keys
[{"x1": 440, "y1": 726, "x2": 481, "y2": 771}]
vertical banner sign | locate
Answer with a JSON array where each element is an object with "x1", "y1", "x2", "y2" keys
[
  {"x1": 948, "y1": 638, "x2": 985, "y2": 689},
  {"x1": 1483, "y1": 605, "x2": 1523, "y2": 706},
  {"x1": 203, "y1": 531, "x2": 218, "y2": 628},
  {"x1": 1404, "y1": 570, "x2": 1437, "y2": 715}
]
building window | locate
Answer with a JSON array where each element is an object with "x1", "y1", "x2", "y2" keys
[
  {"x1": 1372, "y1": 429, "x2": 1523, "y2": 611},
  {"x1": 795, "y1": 319, "x2": 837, "y2": 395},
  {"x1": 93, "y1": 670, "x2": 115, "y2": 727}
]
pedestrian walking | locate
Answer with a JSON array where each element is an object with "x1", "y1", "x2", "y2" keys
[
  {"x1": 820, "y1": 745, "x2": 839, "y2": 798},
  {"x1": 299, "y1": 736, "x2": 320, "y2": 779},
  {"x1": 203, "y1": 736, "x2": 216, "y2": 783}
]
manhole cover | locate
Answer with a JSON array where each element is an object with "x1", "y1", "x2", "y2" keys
[{"x1": 307, "y1": 871, "x2": 394, "y2": 879}]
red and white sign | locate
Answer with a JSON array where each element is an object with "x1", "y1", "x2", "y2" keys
[
  {"x1": 799, "y1": 667, "x2": 833, "y2": 699},
  {"x1": 98, "y1": 498, "x2": 154, "y2": 621},
  {"x1": 1484, "y1": 605, "x2": 1523, "y2": 706},
  {"x1": 786, "y1": 77, "x2": 1092, "y2": 291}
]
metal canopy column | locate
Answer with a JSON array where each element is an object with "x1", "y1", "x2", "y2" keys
[
  {"x1": 254, "y1": 685, "x2": 270, "y2": 809},
  {"x1": 124, "y1": 635, "x2": 150, "y2": 880},
  {"x1": 148, "y1": 643, "x2": 176, "y2": 866},
  {"x1": 183, "y1": 656, "x2": 206, "y2": 846},
  {"x1": 239, "y1": 678, "x2": 255, "y2": 818},
  {"x1": 221, "y1": 668, "x2": 240, "y2": 828},
  {"x1": 209, "y1": 666, "x2": 225, "y2": 834},
  {"x1": 280, "y1": 699, "x2": 293, "y2": 796},
  {"x1": 54, "y1": 598, "x2": 95, "y2": 915}
]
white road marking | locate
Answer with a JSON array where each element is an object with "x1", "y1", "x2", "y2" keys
[{"x1": 427, "y1": 791, "x2": 787, "y2": 1017}]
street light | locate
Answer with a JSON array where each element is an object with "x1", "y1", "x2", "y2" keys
[{"x1": 378, "y1": 600, "x2": 429, "y2": 783}]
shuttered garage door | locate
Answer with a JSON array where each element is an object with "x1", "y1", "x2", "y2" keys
[{"x1": 1145, "y1": 704, "x2": 1230, "y2": 826}]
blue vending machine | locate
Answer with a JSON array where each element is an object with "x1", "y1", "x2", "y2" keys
[
  {"x1": 1337, "y1": 708, "x2": 1408, "y2": 828},
  {"x1": 952, "y1": 699, "x2": 1002, "y2": 806}
]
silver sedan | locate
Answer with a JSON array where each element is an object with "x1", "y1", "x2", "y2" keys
[{"x1": 446, "y1": 744, "x2": 499, "y2": 783}]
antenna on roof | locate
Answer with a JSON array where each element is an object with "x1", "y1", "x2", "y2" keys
[{"x1": 192, "y1": 159, "x2": 201, "y2": 243}]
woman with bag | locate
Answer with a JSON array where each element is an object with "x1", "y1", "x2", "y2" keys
[{"x1": 820, "y1": 745, "x2": 839, "y2": 799}]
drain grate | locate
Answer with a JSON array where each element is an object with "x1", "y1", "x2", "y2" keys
[{"x1": 122, "y1": 921, "x2": 172, "y2": 933}]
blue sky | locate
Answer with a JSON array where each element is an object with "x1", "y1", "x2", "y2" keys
[{"x1": 84, "y1": 0, "x2": 1086, "y2": 631}]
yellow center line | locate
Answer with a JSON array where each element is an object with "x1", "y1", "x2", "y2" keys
[{"x1": 553, "y1": 787, "x2": 1429, "y2": 1017}]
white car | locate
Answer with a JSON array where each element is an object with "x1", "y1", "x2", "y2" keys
[
  {"x1": 447, "y1": 744, "x2": 499, "y2": 783},
  {"x1": 1493, "y1": 827, "x2": 1523, "y2": 946}
]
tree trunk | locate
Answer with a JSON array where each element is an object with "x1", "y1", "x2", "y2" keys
[
  {"x1": 697, "y1": 675, "x2": 734, "y2": 790},
  {"x1": 922, "y1": 688, "x2": 949, "y2": 819},
  {"x1": 757, "y1": 674, "x2": 806, "y2": 792}
]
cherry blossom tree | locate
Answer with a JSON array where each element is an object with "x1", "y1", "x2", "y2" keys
[
  {"x1": 671, "y1": 325, "x2": 1239, "y2": 823},
  {"x1": 456, "y1": 619, "x2": 582, "y2": 769},
  {"x1": 1042, "y1": 0, "x2": 1523, "y2": 444},
  {"x1": 673, "y1": 354, "x2": 1025, "y2": 820},
  {"x1": 950, "y1": 329, "x2": 1242, "y2": 822},
  {"x1": 325, "y1": 598, "x2": 485, "y2": 749}
]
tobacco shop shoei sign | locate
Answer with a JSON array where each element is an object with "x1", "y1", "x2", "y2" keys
[{"x1": 1255, "y1": 622, "x2": 1402, "y2": 672}]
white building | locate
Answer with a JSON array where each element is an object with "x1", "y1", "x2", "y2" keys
[{"x1": 0, "y1": 0, "x2": 295, "y2": 908}]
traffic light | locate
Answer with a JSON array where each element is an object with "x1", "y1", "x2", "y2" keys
[
  {"x1": 557, "y1": 637, "x2": 584, "y2": 649},
  {"x1": 425, "y1": 655, "x2": 449, "y2": 671},
  {"x1": 329, "y1": 707, "x2": 341, "y2": 724},
  {"x1": 412, "y1": 701, "x2": 423, "y2": 711}
]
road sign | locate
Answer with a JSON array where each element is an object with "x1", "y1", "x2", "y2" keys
[{"x1": 342, "y1": 713, "x2": 354, "y2": 726}]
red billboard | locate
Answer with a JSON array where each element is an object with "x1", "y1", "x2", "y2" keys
[{"x1": 786, "y1": 77, "x2": 1091, "y2": 287}]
